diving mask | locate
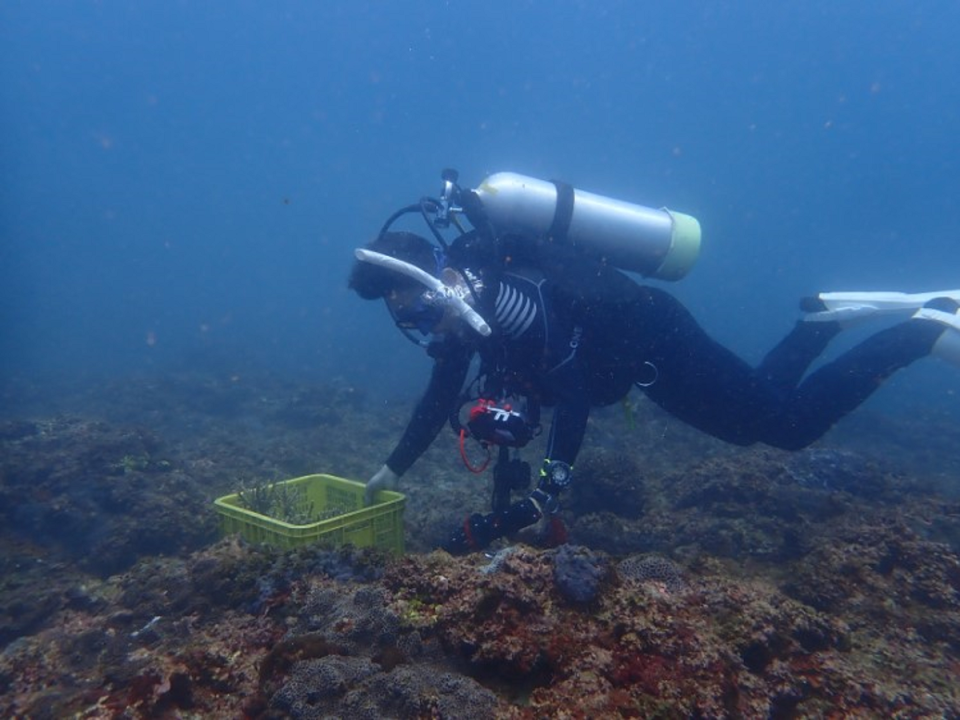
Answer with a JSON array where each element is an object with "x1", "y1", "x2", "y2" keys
[{"x1": 390, "y1": 293, "x2": 445, "y2": 335}]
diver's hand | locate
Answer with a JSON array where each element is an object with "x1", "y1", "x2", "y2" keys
[{"x1": 365, "y1": 464, "x2": 399, "y2": 506}]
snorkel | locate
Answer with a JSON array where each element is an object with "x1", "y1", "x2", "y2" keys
[{"x1": 353, "y1": 249, "x2": 492, "y2": 338}]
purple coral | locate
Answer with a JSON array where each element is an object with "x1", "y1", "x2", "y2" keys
[{"x1": 552, "y1": 544, "x2": 608, "y2": 603}]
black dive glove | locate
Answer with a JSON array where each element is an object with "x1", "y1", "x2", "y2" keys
[{"x1": 443, "y1": 493, "x2": 546, "y2": 555}]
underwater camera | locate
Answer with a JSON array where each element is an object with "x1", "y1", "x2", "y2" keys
[{"x1": 465, "y1": 398, "x2": 540, "y2": 448}]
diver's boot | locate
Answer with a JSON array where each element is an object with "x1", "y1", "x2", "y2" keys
[
  {"x1": 802, "y1": 289, "x2": 960, "y2": 329},
  {"x1": 912, "y1": 297, "x2": 960, "y2": 367}
]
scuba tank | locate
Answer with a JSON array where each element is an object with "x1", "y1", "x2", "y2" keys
[{"x1": 473, "y1": 172, "x2": 701, "y2": 280}]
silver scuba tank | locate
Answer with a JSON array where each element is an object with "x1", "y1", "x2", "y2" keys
[{"x1": 473, "y1": 172, "x2": 701, "y2": 280}]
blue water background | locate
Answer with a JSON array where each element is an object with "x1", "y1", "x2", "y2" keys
[{"x1": 3, "y1": 0, "x2": 959, "y2": 418}]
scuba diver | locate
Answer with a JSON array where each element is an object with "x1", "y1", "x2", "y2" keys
[{"x1": 348, "y1": 170, "x2": 960, "y2": 555}]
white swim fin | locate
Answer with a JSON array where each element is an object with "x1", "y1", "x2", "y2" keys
[{"x1": 803, "y1": 290, "x2": 960, "y2": 328}]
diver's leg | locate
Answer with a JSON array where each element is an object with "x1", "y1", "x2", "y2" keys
[
  {"x1": 636, "y1": 291, "x2": 952, "y2": 451},
  {"x1": 759, "y1": 313, "x2": 949, "y2": 449},
  {"x1": 767, "y1": 291, "x2": 960, "y2": 388},
  {"x1": 757, "y1": 316, "x2": 842, "y2": 392}
]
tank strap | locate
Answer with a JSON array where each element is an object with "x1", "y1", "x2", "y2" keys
[{"x1": 548, "y1": 180, "x2": 575, "y2": 241}]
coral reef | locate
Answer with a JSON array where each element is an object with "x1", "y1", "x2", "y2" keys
[
  {"x1": 0, "y1": 539, "x2": 285, "y2": 718},
  {"x1": 2, "y1": 371, "x2": 960, "y2": 717},
  {"x1": 0, "y1": 416, "x2": 215, "y2": 578}
]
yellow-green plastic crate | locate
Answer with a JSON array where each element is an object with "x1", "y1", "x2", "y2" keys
[{"x1": 214, "y1": 474, "x2": 405, "y2": 555}]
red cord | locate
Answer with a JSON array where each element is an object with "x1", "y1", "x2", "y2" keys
[
  {"x1": 459, "y1": 429, "x2": 491, "y2": 474},
  {"x1": 463, "y1": 515, "x2": 477, "y2": 550}
]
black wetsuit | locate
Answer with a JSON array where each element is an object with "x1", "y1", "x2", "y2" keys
[
  {"x1": 382, "y1": 237, "x2": 945, "y2": 551},
  {"x1": 386, "y1": 247, "x2": 943, "y2": 476}
]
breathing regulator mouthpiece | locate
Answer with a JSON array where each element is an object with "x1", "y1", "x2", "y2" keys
[{"x1": 354, "y1": 249, "x2": 492, "y2": 338}]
